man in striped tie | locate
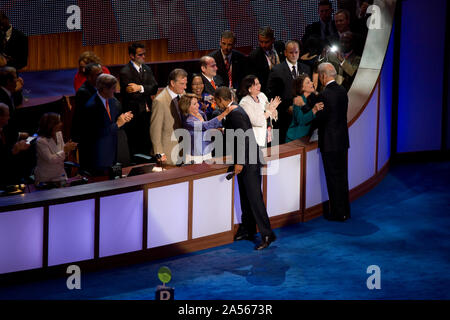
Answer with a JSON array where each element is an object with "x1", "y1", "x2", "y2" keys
[{"x1": 208, "y1": 30, "x2": 247, "y2": 91}]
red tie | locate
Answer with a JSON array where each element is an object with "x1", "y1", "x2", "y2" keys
[
  {"x1": 211, "y1": 79, "x2": 216, "y2": 90},
  {"x1": 105, "y1": 99, "x2": 111, "y2": 121},
  {"x1": 224, "y1": 58, "x2": 232, "y2": 88}
]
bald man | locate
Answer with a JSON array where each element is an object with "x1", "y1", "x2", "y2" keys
[{"x1": 316, "y1": 63, "x2": 351, "y2": 221}]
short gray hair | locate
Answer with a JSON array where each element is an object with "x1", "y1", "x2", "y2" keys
[
  {"x1": 318, "y1": 62, "x2": 337, "y2": 79},
  {"x1": 96, "y1": 73, "x2": 117, "y2": 92}
]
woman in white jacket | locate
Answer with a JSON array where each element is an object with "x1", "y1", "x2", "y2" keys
[
  {"x1": 238, "y1": 75, "x2": 281, "y2": 147},
  {"x1": 34, "y1": 113, "x2": 77, "y2": 185}
]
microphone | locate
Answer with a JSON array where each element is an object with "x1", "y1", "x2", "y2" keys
[{"x1": 226, "y1": 166, "x2": 235, "y2": 180}]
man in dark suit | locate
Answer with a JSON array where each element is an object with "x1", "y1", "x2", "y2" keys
[
  {"x1": 302, "y1": 0, "x2": 338, "y2": 53},
  {"x1": 0, "y1": 11, "x2": 28, "y2": 70},
  {"x1": 72, "y1": 63, "x2": 103, "y2": 167},
  {"x1": 84, "y1": 74, "x2": 133, "y2": 175},
  {"x1": 119, "y1": 42, "x2": 158, "y2": 156},
  {"x1": 0, "y1": 66, "x2": 24, "y2": 134},
  {"x1": 200, "y1": 56, "x2": 224, "y2": 96},
  {"x1": 267, "y1": 40, "x2": 311, "y2": 144},
  {"x1": 214, "y1": 86, "x2": 276, "y2": 250},
  {"x1": 208, "y1": 30, "x2": 247, "y2": 90},
  {"x1": 315, "y1": 63, "x2": 351, "y2": 221},
  {"x1": 248, "y1": 27, "x2": 285, "y2": 94}
]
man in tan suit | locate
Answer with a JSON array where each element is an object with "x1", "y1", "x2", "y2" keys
[{"x1": 150, "y1": 68, "x2": 188, "y2": 165}]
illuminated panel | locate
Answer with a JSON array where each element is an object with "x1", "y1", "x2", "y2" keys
[
  {"x1": 192, "y1": 174, "x2": 232, "y2": 239},
  {"x1": 99, "y1": 191, "x2": 143, "y2": 257},
  {"x1": 147, "y1": 182, "x2": 189, "y2": 248},
  {"x1": 48, "y1": 200, "x2": 95, "y2": 266},
  {"x1": 0, "y1": 207, "x2": 43, "y2": 274}
]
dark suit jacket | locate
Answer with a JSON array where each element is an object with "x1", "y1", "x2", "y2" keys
[
  {"x1": 1, "y1": 28, "x2": 28, "y2": 70},
  {"x1": 224, "y1": 104, "x2": 262, "y2": 165},
  {"x1": 315, "y1": 81, "x2": 349, "y2": 152},
  {"x1": 301, "y1": 20, "x2": 338, "y2": 51},
  {"x1": 119, "y1": 62, "x2": 158, "y2": 114},
  {"x1": 72, "y1": 81, "x2": 97, "y2": 142},
  {"x1": 84, "y1": 94, "x2": 122, "y2": 171},
  {"x1": 201, "y1": 74, "x2": 224, "y2": 95},
  {"x1": 208, "y1": 49, "x2": 248, "y2": 90},
  {"x1": 267, "y1": 61, "x2": 312, "y2": 113},
  {"x1": 248, "y1": 41, "x2": 285, "y2": 94}
]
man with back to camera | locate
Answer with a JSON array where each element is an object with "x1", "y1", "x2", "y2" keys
[
  {"x1": 214, "y1": 86, "x2": 276, "y2": 250},
  {"x1": 315, "y1": 62, "x2": 351, "y2": 221}
]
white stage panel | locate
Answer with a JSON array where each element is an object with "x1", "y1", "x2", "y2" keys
[
  {"x1": 267, "y1": 155, "x2": 301, "y2": 217},
  {"x1": 99, "y1": 191, "x2": 143, "y2": 257},
  {"x1": 148, "y1": 182, "x2": 189, "y2": 248},
  {"x1": 48, "y1": 199, "x2": 95, "y2": 266},
  {"x1": 0, "y1": 208, "x2": 43, "y2": 274},
  {"x1": 193, "y1": 174, "x2": 232, "y2": 239}
]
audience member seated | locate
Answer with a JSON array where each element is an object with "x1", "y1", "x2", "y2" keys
[
  {"x1": 0, "y1": 103, "x2": 31, "y2": 189},
  {"x1": 179, "y1": 93, "x2": 235, "y2": 164},
  {"x1": 238, "y1": 75, "x2": 280, "y2": 148},
  {"x1": 188, "y1": 73, "x2": 215, "y2": 120},
  {"x1": 208, "y1": 30, "x2": 248, "y2": 90},
  {"x1": 0, "y1": 11, "x2": 28, "y2": 70},
  {"x1": 323, "y1": 32, "x2": 361, "y2": 92},
  {"x1": 286, "y1": 74, "x2": 324, "y2": 143},
  {"x1": 34, "y1": 112, "x2": 78, "y2": 186},
  {"x1": 73, "y1": 51, "x2": 110, "y2": 92},
  {"x1": 84, "y1": 74, "x2": 133, "y2": 175},
  {"x1": 248, "y1": 26, "x2": 285, "y2": 94},
  {"x1": 301, "y1": 0, "x2": 338, "y2": 53}
]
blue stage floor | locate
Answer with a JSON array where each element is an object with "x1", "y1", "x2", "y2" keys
[{"x1": 0, "y1": 161, "x2": 449, "y2": 300}]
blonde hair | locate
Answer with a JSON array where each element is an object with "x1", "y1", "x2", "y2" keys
[{"x1": 178, "y1": 93, "x2": 198, "y2": 116}]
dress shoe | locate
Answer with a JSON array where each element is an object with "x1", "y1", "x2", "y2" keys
[
  {"x1": 255, "y1": 233, "x2": 276, "y2": 250},
  {"x1": 234, "y1": 233, "x2": 255, "y2": 241}
]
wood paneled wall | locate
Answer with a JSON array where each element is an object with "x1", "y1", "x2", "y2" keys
[{"x1": 25, "y1": 32, "x2": 218, "y2": 72}]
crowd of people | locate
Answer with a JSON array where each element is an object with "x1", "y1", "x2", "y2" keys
[{"x1": 1, "y1": 0, "x2": 370, "y2": 248}]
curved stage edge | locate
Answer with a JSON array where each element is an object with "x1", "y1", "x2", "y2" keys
[{"x1": 0, "y1": 0, "x2": 396, "y2": 279}]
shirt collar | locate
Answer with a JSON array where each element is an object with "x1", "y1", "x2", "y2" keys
[
  {"x1": 97, "y1": 92, "x2": 107, "y2": 107},
  {"x1": 131, "y1": 60, "x2": 142, "y2": 72},
  {"x1": 286, "y1": 59, "x2": 298, "y2": 71},
  {"x1": 202, "y1": 73, "x2": 214, "y2": 83},
  {"x1": 167, "y1": 86, "x2": 179, "y2": 100},
  {"x1": 1, "y1": 86, "x2": 12, "y2": 97},
  {"x1": 326, "y1": 80, "x2": 336, "y2": 87}
]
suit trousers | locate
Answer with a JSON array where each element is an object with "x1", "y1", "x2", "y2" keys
[
  {"x1": 321, "y1": 150, "x2": 351, "y2": 219},
  {"x1": 237, "y1": 164, "x2": 273, "y2": 237}
]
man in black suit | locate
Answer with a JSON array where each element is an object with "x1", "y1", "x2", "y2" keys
[
  {"x1": 200, "y1": 56, "x2": 224, "y2": 95},
  {"x1": 119, "y1": 42, "x2": 158, "y2": 156},
  {"x1": 72, "y1": 63, "x2": 103, "y2": 167},
  {"x1": 267, "y1": 40, "x2": 311, "y2": 144},
  {"x1": 248, "y1": 27, "x2": 285, "y2": 94},
  {"x1": 302, "y1": 0, "x2": 338, "y2": 53},
  {"x1": 315, "y1": 63, "x2": 351, "y2": 221},
  {"x1": 208, "y1": 30, "x2": 247, "y2": 90},
  {"x1": 0, "y1": 66, "x2": 24, "y2": 134},
  {"x1": 0, "y1": 11, "x2": 28, "y2": 70},
  {"x1": 84, "y1": 74, "x2": 133, "y2": 175},
  {"x1": 214, "y1": 86, "x2": 276, "y2": 250}
]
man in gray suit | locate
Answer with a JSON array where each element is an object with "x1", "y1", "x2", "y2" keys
[{"x1": 150, "y1": 68, "x2": 187, "y2": 165}]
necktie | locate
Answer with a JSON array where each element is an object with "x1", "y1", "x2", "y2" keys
[
  {"x1": 267, "y1": 51, "x2": 277, "y2": 69},
  {"x1": 211, "y1": 79, "x2": 216, "y2": 90},
  {"x1": 324, "y1": 22, "x2": 330, "y2": 37},
  {"x1": 224, "y1": 57, "x2": 232, "y2": 88},
  {"x1": 105, "y1": 99, "x2": 112, "y2": 121},
  {"x1": 292, "y1": 65, "x2": 297, "y2": 79}
]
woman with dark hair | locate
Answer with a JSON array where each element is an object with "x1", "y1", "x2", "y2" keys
[
  {"x1": 179, "y1": 93, "x2": 235, "y2": 163},
  {"x1": 34, "y1": 113, "x2": 77, "y2": 185},
  {"x1": 238, "y1": 75, "x2": 280, "y2": 147},
  {"x1": 286, "y1": 74, "x2": 324, "y2": 142},
  {"x1": 188, "y1": 73, "x2": 217, "y2": 120}
]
